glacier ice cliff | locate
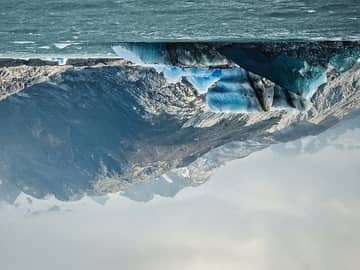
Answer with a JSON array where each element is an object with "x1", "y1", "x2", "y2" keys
[
  {"x1": 0, "y1": 42, "x2": 359, "y2": 202},
  {"x1": 113, "y1": 42, "x2": 360, "y2": 113}
]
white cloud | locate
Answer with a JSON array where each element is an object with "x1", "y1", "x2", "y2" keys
[{"x1": 1, "y1": 130, "x2": 360, "y2": 270}]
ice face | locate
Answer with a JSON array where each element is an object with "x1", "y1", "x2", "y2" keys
[{"x1": 112, "y1": 43, "x2": 359, "y2": 113}]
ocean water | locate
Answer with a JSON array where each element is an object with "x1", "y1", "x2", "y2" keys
[{"x1": 0, "y1": 0, "x2": 359, "y2": 57}]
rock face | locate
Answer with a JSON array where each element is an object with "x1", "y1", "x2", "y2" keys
[
  {"x1": 0, "y1": 65, "x2": 67, "y2": 101},
  {"x1": 0, "y1": 58, "x2": 127, "y2": 101},
  {"x1": 0, "y1": 42, "x2": 359, "y2": 202}
]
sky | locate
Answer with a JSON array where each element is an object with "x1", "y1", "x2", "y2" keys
[{"x1": 0, "y1": 120, "x2": 360, "y2": 270}]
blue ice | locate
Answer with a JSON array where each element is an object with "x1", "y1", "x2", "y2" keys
[{"x1": 207, "y1": 69, "x2": 262, "y2": 112}]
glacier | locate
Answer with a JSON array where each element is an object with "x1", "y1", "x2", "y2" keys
[
  {"x1": 112, "y1": 43, "x2": 344, "y2": 113},
  {"x1": 0, "y1": 41, "x2": 360, "y2": 202}
]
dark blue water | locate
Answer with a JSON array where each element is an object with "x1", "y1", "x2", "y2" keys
[{"x1": 0, "y1": 0, "x2": 359, "y2": 57}]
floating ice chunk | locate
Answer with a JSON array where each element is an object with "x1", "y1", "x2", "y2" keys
[
  {"x1": 12, "y1": 41, "x2": 35, "y2": 44},
  {"x1": 54, "y1": 42, "x2": 80, "y2": 50},
  {"x1": 54, "y1": 43, "x2": 72, "y2": 49}
]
